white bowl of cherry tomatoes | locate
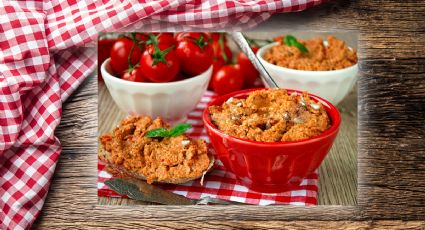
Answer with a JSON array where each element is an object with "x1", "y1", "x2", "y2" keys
[{"x1": 101, "y1": 32, "x2": 213, "y2": 123}]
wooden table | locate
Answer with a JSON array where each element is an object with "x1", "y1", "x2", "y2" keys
[{"x1": 33, "y1": 1, "x2": 425, "y2": 229}]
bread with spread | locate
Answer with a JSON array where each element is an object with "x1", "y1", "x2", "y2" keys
[{"x1": 99, "y1": 115, "x2": 214, "y2": 184}]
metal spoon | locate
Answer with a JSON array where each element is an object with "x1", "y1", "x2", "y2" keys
[{"x1": 230, "y1": 32, "x2": 279, "y2": 88}]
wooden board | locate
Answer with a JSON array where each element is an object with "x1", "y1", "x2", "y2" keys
[
  {"x1": 33, "y1": 0, "x2": 425, "y2": 228},
  {"x1": 33, "y1": 220, "x2": 425, "y2": 229}
]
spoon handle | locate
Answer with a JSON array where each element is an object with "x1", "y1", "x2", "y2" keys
[{"x1": 230, "y1": 32, "x2": 279, "y2": 88}]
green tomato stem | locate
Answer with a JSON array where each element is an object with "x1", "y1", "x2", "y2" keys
[{"x1": 218, "y1": 33, "x2": 228, "y2": 63}]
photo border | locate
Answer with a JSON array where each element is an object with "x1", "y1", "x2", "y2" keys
[{"x1": 34, "y1": 2, "x2": 425, "y2": 228}]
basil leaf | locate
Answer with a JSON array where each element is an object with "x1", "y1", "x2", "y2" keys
[
  {"x1": 145, "y1": 124, "x2": 192, "y2": 138},
  {"x1": 145, "y1": 128, "x2": 170, "y2": 138},
  {"x1": 293, "y1": 42, "x2": 308, "y2": 53},
  {"x1": 284, "y1": 35, "x2": 308, "y2": 54},
  {"x1": 284, "y1": 35, "x2": 297, "y2": 46},
  {"x1": 169, "y1": 124, "x2": 192, "y2": 137}
]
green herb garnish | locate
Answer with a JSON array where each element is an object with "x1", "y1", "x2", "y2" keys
[
  {"x1": 145, "y1": 124, "x2": 192, "y2": 138},
  {"x1": 284, "y1": 35, "x2": 308, "y2": 54}
]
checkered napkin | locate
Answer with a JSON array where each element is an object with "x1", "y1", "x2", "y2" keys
[
  {"x1": 98, "y1": 91, "x2": 319, "y2": 206},
  {"x1": 1, "y1": 0, "x2": 324, "y2": 229}
]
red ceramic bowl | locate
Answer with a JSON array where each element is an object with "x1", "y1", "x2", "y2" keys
[{"x1": 203, "y1": 88, "x2": 341, "y2": 193}]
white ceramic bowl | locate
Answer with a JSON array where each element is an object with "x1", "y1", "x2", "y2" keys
[
  {"x1": 257, "y1": 42, "x2": 358, "y2": 105},
  {"x1": 101, "y1": 58, "x2": 212, "y2": 123}
]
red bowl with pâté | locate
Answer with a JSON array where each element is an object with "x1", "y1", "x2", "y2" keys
[{"x1": 202, "y1": 88, "x2": 341, "y2": 193}]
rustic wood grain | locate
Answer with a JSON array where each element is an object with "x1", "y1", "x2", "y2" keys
[
  {"x1": 33, "y1": 0, "x2": 425, "y2": 228},
  {"x1": 33, "y1": 220, "x2": 425, "y2": 229}
]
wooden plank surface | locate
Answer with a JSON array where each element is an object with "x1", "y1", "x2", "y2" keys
[
  {"x1": 33, "y1": 0, "x2": 425, "y2": 229},
  {"x1": 33, "y1": 220, "x2": 425, "y2": 229}
]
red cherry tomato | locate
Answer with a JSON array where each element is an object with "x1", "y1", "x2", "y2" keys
[
  {"x1": 172, "y1": 72, "x2": 187, "y2": 82},
  {"x1": 208, "y1": 33, "x2": 226, "y2": 42},
  {"x1": 212, "y1": 64, "x2": 244, "y2": 95},
  {"x1": 135, "y1": 33, "x2": 150, "y2": 49},
  {"x1": 145, "y1": 33, "x2": 176, "y2": 53},
  {"x1": 139, "y1": 44, "x2": 180, "y2": 83},
  {"x1": 98, "y1": 38, "x2": 116, "y2": 81},
  {"x1": 151, "y1": 32, "x2": 176, "y2": 47},
  {"x1": 176, "y1": 35, "x2": 213, "y2": 75},
  {"x1": 135, "y1": 33, "x2": 149, "y2": 41},
  {"x1": 208, "y1": 58, "x2": 225, "y2": 90},
  {"x1": 212, "y1": 58, "x2": 225, "y2": 77},
  {"x1": 121, "y1": 67, "x2": 146, "y2": 82},
  {"x1": 145, "y1": 41, "x2": 173, "y2": 54},
  {"x1": 110, "y1": 37, "x2": 142, "y2": 74},
  {"x1": 212, "y1": 41, "x2": 232, "y2": 64},
  {"x1": 175, "y1": 32, "x2": 209, "y2": 42},
  {"x1": 237, "y1": 46, "x2": 259, "y2": 88}
]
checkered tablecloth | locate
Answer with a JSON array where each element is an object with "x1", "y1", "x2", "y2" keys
[
  {"x1": 1, "y1": 1, "x2": 324, "y2": 229},
  {"x1": 98, "y1": 91, "x2": 319, "y2": 206}
]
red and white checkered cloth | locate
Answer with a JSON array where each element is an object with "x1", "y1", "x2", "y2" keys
[
  {"x1": 98, "y1": 91, "x2": 319, "y2": 205},
  {"x1": 0, "y1": 0, "x2": 324, "y2": 229}
]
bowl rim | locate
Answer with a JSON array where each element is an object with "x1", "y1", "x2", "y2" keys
[
  {"x1": 257, "y1": 42, "x2": 358, "y2": 74},
  {"x1": 202, "y1": 88, "x2": 341, "y2": 147},
  {"x1": 101, "y1": 58, "x2": 212, "y2": 87}
]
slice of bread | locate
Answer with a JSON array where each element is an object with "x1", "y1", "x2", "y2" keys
[{"x1": 98, "y1": 142, "x2": 215, "y2": 185}]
